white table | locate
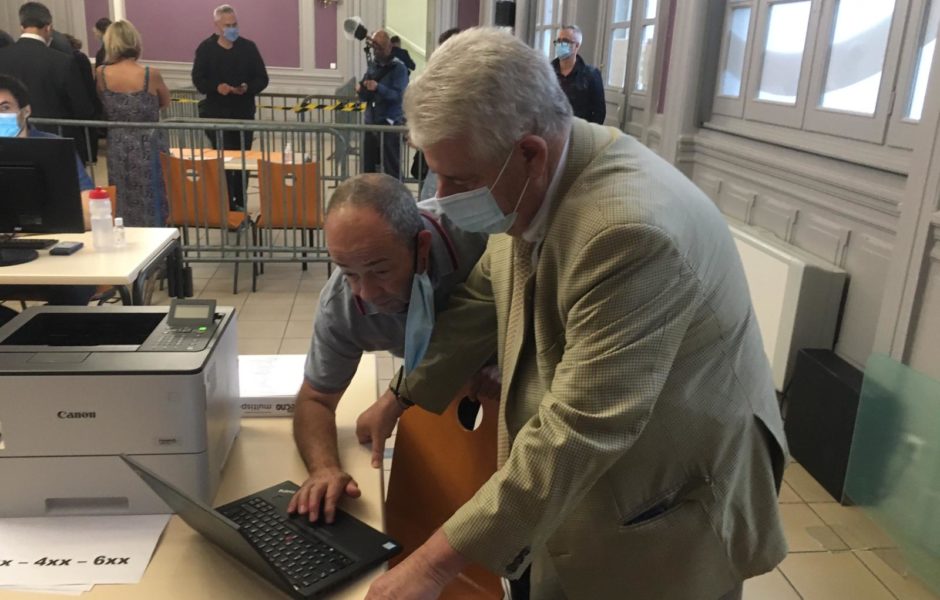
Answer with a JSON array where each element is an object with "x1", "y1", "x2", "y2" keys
[
  {"x1": 0, "y1": 354, "x2": 385, "y2": 599},
  {"x1": 0, "y1": 228, "x2": 183, "y2": 304}
]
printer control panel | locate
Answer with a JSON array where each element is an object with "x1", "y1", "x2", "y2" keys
[
  {"x1": 139, "y1": 299, "x2": 220, "y2": 352},
  {"x1": 141, "y1": 323, "x2": 217, "y2": 352}
]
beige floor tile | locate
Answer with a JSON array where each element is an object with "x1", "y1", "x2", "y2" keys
[
  {"x1": 785, "y1": 463, "x2": 837, "y2": 503},
  {"x1": 237, "y1": 337, "x2": 282, "y2": 355},
  {"x1": 201, "y1": 277, "x2": 240, "y2": 293},
  {"x1": 188, "y1": 263, "x2": 221, "y2": 278},
  {"x1": 284, "y1": 319, "x2": 315, "y2": 338},
  {"x1": 243, "y1": 292, "x2": 296, "y2": 307},
  {"x1": 743, "y1": 568, "x2": 801, "y2": 600},
  {"x1": 809, "y1": 503, "x2": 896, "y2": 550},
  {"x1": 237, "y1": 320, "x2": 287, "y2": 339},
  {"x1": 253, "y1": 277, "x2": 301, "y2": 293},
  {"x1": 290, "y1": 302, "x2": 319, "y2": 321},
  {"x1": 197, "y1": 291, "x2": 249, "y2": 308},
  {"x1": 237, "y1": 304, "x2": 294, "y2": 321},
  {"x1": 780, "y1": 551, "x2": 895, "y2": 600},
  {"x1": 279, "y1": 338, "x2": 312, "y2": 355},
  {"x1": 855, "y1": 549, "x2": 940, "y2": 600},
  {"x1": 779, "y1": 503, "x2": 848, "y2": 552},
  {"x1": 778, "y1": 481, "x2": 803, "y2": 504}
]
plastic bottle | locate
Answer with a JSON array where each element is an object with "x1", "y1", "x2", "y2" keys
[
  {"x1": 283, "y1": 140, "x2": 293, "y2": 164},
  {"x1": 88, "y1": 187, "x2": 114, "y2": 250},
  {"x1": 113, "y1": 217, "x2": 126, "y2": 247}
]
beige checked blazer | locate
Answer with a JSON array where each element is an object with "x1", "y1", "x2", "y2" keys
[{"x1": 402, "y1": 119, "x2": 789, "y2": 600}]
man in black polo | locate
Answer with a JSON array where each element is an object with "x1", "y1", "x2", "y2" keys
[
  {"x1": 551, "y1": 24, "x2": 605, "y2": 124},
  {"x1": 191, "y1": 3, "x2": 269, "y2": 210}
]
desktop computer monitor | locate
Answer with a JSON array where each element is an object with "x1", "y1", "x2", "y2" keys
[{"x1": 0, "y1": 137, "x2": 85, "y2": 266}]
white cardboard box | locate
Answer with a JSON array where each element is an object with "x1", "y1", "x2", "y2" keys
[{"x1": 238, "y1": 354, "x2": 307, "y2": 417}]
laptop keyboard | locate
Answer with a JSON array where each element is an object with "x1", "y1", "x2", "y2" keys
[{"x1": 221, "y1": 497, "x2": 354, "y2": 590}]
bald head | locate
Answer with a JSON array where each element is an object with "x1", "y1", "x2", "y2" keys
[{"x1": 371, "y1": 30, "x2": 392, "y2": 61}]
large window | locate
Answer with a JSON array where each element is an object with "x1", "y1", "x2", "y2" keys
[
  {"x1": 634, "y1": 0, "x2": 658, "y2": 92},
  {"x1": 711, "y1": 0, "x2": 928, "y2": 150},
  {"x1": 606, "y1": 0, "x2": 633, "y2": 88},
  {"x1": 535, "y1": 0, "x2": 565, "y2": 57}
]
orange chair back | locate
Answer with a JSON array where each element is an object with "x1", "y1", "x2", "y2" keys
[
  {"x1": 256, "y1": 159, "x2": 322, "y2": 229},
  {"x1": 385, "y1": 389, "x2": 502, "y2": 599},
  {"x1": 160, "y1": 153, "x2": 239, "y2": 229}
]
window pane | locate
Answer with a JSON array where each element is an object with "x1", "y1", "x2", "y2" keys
[
  {"x1": 613, "y1": 0, "x2": 632, "y2": 22},
  {"x1": 635, "y1": 25, "x2": 656, "y2": 92},
  {"x1": 720, "y1": 7, "x2": 752, "y2": 97},
  {"x1": 542, "y1": 0, "x2": 554, "y2": 25},
  {"x1": 645, "y1": 0, "x2": 658, "y2": 20},
  {"x1": 608, "y1": 28, "x2": 630, "y2": 88},
  {"x1": 542, "y1": 29, "x2": 553, "y2": 57},
  {"x1": 909, "y1": 0, "x2": 940, "y2": 120},
  {"x1": 758, "y1": 1, "x2": 813, "y2": 104},
  {"x1": 821, "y1": 0, "x2": 895, "y2": 115}
]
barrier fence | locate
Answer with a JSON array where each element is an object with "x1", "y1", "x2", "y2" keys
[{"x1": 32, "y1": 116, "x2": 429, "y2": 293}]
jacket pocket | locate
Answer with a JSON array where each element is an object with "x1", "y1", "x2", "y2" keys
[{"x1": 619, "y1": 475, "x2": 713, "y2": 530}]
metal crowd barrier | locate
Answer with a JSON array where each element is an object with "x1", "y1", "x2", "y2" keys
[
  {"x1": 32, "y1": 116, "x2": 426, "y2": 293},
  {"x1": 163, "y1": 89, "x2": 366, "y2": 126}
]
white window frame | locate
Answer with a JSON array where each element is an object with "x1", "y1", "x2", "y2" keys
[
  {"x1": 713, "y1": 1, "x2": 758, "y2": 118},
  {"x1": 534, "y1": 0, "x2": 565, "y2": 57},
  {"x1": 887, "y1": 0, "x2": 937, "y2": 148},
  {"x1": 601, "y1": 0, "x2": 634, "y2": 90},
  {"x1": 743, "y1": 0, "x2": 823, "y2": 129},
  {"x1": 802, "y1": 0, "x2": 910, "y2": 144},
  {"x1": 631, "y1": 0, "x2": 659, "y2": 94}
]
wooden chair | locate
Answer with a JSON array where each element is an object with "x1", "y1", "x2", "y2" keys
[
  {"x1": 253, "y1": 159, "x2": 323, "y2": 291},
  {"x1": 160, "y1": 153, "x2": 252, "y2": 293},
  {"x1": 385, "y1": 388, "x2": 503, "y2": 599}
]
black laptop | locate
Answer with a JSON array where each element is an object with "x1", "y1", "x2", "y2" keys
[{"x1": 121, "y1": 455, "x2": 401, "y2": 598}]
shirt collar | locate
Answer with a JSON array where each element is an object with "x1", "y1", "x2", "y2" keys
[
  {"x1": 19, "y1": 33, "x2": 47, "y2": 44},
  {"x1": 355, "y1": 212, "x2": 458, "y2": 316},
  {"x1": 522, "y1": 134, "x2": 570, "y2": 245}
]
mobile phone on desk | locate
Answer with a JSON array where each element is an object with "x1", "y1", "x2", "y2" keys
[{"x1": 49, "y1": 241, "x2": 84, "y2": 255}]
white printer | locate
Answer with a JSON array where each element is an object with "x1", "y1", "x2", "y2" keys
[{"x1": 0, "y1": 302, "x2": 240, "y2": 517}]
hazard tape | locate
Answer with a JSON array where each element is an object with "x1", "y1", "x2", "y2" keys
[{"x1": 169, "y1": 98, "x2": 366, "y2": 113}]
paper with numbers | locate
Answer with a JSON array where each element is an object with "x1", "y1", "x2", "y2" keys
[{"x1": 0, "y1": 514, "x2": 169, "y2": 587}]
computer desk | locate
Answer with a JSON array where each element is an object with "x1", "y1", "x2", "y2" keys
[
  {"x1": 0, "y1": 354, "x2": 386, "y2": 599},
  {"x1": 0, "y1": 228, "x2": 185, "y2": 305}
]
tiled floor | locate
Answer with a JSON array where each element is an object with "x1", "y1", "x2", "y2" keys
[{"x1": 170, "y1": 263, "x2": 940, "y2": 600}]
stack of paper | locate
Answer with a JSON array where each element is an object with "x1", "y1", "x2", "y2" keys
[{"x1": 0, "y1": 515, "x2": 169, "y2": 595}]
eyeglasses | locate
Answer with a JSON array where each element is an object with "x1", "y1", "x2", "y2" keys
[{"x1": 553, "y1": 39, "x2": 577, "y2": 45}]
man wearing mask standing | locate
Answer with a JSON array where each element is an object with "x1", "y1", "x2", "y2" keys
[
  {"x1": 192, "y1": 4, "x2": 269, "y2": 210},
  {"x1": 551, "y1": 25, "x2": 605, "y2": 124},
  {"x1": 0, "y1": 2, "x2": 96, "y2": 159},
  {"x1": 357, "y1": 30, "x2": 408, "y2": 179}
]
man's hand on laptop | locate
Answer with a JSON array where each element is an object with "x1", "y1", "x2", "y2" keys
[
  {"x1": 356, "y1": 389, "x2": 405, "y2": 469},
  {"x1": 288, "y1": 467, "x2": 361, "y2": 524}
]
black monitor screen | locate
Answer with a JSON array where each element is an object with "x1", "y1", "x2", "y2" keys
[{"x1": 0, "y1": 137, "x2": 84, "y2": 235}]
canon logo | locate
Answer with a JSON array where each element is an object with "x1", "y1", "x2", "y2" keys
[{"x1": 57, "y1": 411, "x2": 97, "y2": 419}]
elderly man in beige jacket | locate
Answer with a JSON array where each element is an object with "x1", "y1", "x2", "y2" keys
[{"x1": 358, "y1": 27, "x2": 788, "y2": 600}]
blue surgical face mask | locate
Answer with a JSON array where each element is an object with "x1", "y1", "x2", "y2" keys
[
  {"x1": 223, "y1": 26, "x2": 239, "y2": 42},
  {"x1": 433, "y1": 150, "x2": 530, "y2": 234},
  {"x1": 0, "y1": 113, "x2": 23, "y2": 138},
  {"x1": 554, "y1": 41, "x2": 574, "y2": 60},
  {"x1": 403, "y1": 270, "x2": 435, "y2": 374}
]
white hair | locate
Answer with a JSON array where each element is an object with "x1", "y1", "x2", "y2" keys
[
  {"x1": 404, "y1": 27, "x2": 572, "y2": 164},
  {"x1": 213, "y1": 4, "x2": 236, "y2": 21},
  {"x1": 561, "y1": 24, "x2": 583, "y2": 45}
]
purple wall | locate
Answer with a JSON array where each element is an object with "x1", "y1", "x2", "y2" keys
[
  {"x1": 314, "y1": 1, "x2": 337, "y2": 69},
  {"x1": 124, "y1": 0, "x2": 300, "y2": 68},
  {"x1": 83, "y1": 0, "x2": 110, "y2": 59},
  {"x1": 458, "y1": 0, "x2": 480, "y2": 29}
]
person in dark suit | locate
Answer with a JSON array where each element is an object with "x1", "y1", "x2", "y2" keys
[
  {"x1": 93, "y1": 17, "x2": 111, "y2": 68},
  {"x1": 63, "y1": 33, "x2": 101, "y2": 162},
  {"x1": 0, "y1": 2, "x2": 96, "y2": 161},
  {"x1": 389, "y1": 35, "x2": 416, "y2": 72},
  {"x1": 0, "y1": 30, "x2": 14, "y2": 49}
]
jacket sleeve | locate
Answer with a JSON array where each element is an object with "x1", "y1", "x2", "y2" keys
[
  {"x1": 401, "y1": 245, "x2": 498, "y2": 414},
  {"x1": 440, "y1": 224, "x2": 703, "y2": 578},
  {"x1": 374, "y1": 63, "x2": 408, "y2": 105},
  {"x1": 590, "y1": 67, "x2": 606, "y2": 124},
  {"x1": 64, "y1": 58, "x2": 95, "y2": 120},
  {"x1": 246, "y1": 41, "x2": 269, "y2": 96},
  {"x1": 191, "y1": 42, "x2": 217, "y2": 95}
]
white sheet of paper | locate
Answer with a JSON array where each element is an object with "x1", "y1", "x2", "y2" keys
[
  {"x1": 0, "y1": 515, "x2": 169, "y2": 586},
  {"x1": 0, "y1": 583, "x2": 94, "y2": 596},
  {"x1": 239, "y1": 354, "x2": 306, "y2": 398}
]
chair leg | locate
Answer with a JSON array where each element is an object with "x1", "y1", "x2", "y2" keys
[
  {"x1": 232, "y1": 228, "x2": 241, "y2": 294},
  {"x1": 301, "y1": 228, "x2": 309, "y2": 271},
  {"x1": 251, "y1": 224, "x2": 258, "y2": 293}
]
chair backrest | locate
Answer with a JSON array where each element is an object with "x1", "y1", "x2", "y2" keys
[
  {"x1": 160, "y1": 153, "x2": 230, "y2": 228},
  {"x1": 385, "y1": 389, "x2": 502, "y2": 599},
  {"x1": 256, "y1": 159, "x2": 322, "y2": 229}
]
